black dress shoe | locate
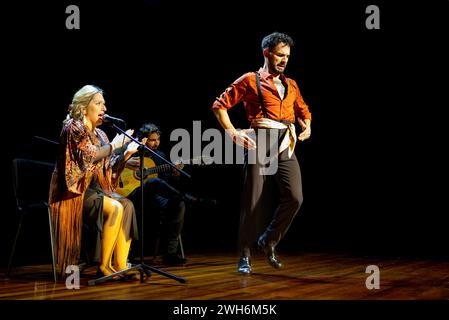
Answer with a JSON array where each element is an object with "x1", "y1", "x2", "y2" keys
[
  {"x1": 163, "y1": 254, "x2": 187, "y2": 266},
  {"x1": 258, "y1": 240, "x2": 283, "y2": 269},
  {"x1": 237, "y1": 256, "x2": 252, "y2": 274}
]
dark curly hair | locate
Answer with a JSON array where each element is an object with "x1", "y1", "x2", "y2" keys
[
  {"x1": 138, "y1": 122, "x2": 161, "y2": 139},
  {"x1": 261, "y1": 32, "x2": 295, "y2": 51}
]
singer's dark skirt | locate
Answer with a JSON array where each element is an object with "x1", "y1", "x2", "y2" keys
[{"x1": 81, "y1": 185, "x2": 139, "y2": 264}]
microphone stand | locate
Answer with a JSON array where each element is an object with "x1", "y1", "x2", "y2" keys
[{"x1": 88, "y1": 123, "x2": 188, "y2": 285}]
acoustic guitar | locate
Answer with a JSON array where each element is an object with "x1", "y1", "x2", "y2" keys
[{"x1": 116, "y1": 156, "x2": 211, "y2": 197}]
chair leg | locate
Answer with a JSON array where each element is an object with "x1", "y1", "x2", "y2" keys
[
  {"x1": 154, "y1": 236, "x2": 160, "y2": 258},
  {"x1": 46, "y1": 204, "x2": 57, "y2": 282},
  {"x1": 178, "y1": 235, "x2": 185, "y2": 259},
  {"x1": 7, "y1": 214, "x2": 23, "y2": 278}
]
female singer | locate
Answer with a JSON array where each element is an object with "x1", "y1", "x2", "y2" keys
[{"x1": 49, "y1": 84, "x2": 141, "y2": 278}]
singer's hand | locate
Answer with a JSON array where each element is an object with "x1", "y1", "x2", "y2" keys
[
  {"x1": 124, "y1": 136, "x2": 147, "y2": 161},
  {"x1": 125, "y1": 140, "x2": 140, "y2": 154},
  {"x1": 110, "y1": 129, "x2": 134, "y2": 150}
]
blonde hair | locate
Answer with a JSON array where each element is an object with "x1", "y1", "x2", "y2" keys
[{"x1": 64, "y1": 85, "x2": 103, "y2": 124}]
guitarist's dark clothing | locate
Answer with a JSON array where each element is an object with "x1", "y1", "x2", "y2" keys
[{"x1": 127, "y1": 150, "x2": 186, "y2": 265}]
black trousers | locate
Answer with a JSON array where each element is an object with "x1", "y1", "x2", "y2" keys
[
  {"x1": 239, "y1": 129, "x2": 303, "y2": 254},
  {"x1": 128, "y1": 178, "x2": 185, "y2": 256}
]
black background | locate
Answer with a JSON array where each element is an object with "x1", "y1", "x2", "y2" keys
[{"x1": 1, "y1": 0, "x2": 448, "y2": 267}]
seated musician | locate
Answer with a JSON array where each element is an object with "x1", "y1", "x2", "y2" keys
[{"x1": 117, "y1": 123, "x2": 191, "y2": 266}]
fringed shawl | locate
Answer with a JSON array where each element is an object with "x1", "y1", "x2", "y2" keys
[{"x1": 49, "y1": 119, "x2": 123, "y2": 277}]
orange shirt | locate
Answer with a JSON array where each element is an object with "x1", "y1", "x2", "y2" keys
[{"x1": 212, "y1": 68, "x2": 312, "y2": 123}]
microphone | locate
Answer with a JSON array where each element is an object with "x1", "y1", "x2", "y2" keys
[{"x1": 103, "y1": 114, "x2": 126, "y2": 124}]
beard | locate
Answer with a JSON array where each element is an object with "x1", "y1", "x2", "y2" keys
[
  {"x1": 274, "y1": 64, "x2": 286, "y2": 74},
  {"x1": 269, "y1": 62, "x2": 286, "y2": 75}
]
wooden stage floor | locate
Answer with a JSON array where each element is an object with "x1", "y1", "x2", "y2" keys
[{"x1": 1, "y1": 252, "x2": 449, "y2": 300}]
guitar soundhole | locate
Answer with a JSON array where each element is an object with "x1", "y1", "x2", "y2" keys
[{"x1": 133, "y1": 171, "x2": 142, "y2": 180}]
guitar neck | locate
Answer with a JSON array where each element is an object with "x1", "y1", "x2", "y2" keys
[
  {"x1": 143, "y1": 155, "x2": 213, "y2": 177},
  {"x1": 146, "y1": 163, "x2": 172, "y2": 176}
]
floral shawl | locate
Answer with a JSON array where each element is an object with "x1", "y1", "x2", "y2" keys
[{"x1": 49, "y1": 119, "x2": 124, "y2": 276}]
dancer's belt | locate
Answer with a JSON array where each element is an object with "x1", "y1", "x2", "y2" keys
[{"x1": 250, "y1": 118, "x2": 296, "y2": 159}]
